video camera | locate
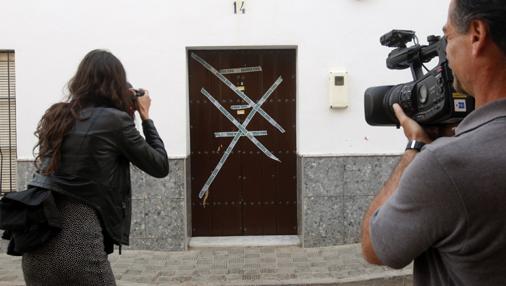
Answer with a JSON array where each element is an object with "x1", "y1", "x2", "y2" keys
[{"x1": 364, "y1": 29, "x2": 475, "y2": 126}]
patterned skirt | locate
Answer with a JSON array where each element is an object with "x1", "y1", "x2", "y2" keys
[{"x1": 22, "y1": 195, "x2": 116, "y2": 286}]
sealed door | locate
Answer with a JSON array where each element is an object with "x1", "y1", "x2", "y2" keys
[{"x1": 189, "y1": 49, "x2": 296, "y2": 236}]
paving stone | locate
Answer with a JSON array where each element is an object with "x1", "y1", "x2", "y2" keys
[
  {"x1": 177, "y1": 264, "x2": 194, "y2": 270},
  {"x1": 155, "y1": 275, "x2": 175, "y2": 282},
  {"x1": 228, "y1": 268, "x2": 244, "y2": 275},
  {"x1": 225, "y1": 274, "x2": 243, "y2": 280},
  {"x1": 0, "y1": 275, "x2": 18, "y2": 281},
  {"x1": 210, "y1": 268, "x2": 227, "y2": 275},
  {"x1": 228, "y1": 258, "x2": 244, "y2": 264},
  {"x1": 260, "y1": 268, "x2": 276, "y2": 274},
  {"x1": 245, "y1": 253, "x2": 261, "y2": 259},
  {"x1": 211, "y1": 263, "x2": 227, "y2": 269},
  {"x1": 293, "y1": 257, "x2": 309, "y2": 262},
  {"x1": 0, "y1": 243, "x2": 412, "y2": 285}
]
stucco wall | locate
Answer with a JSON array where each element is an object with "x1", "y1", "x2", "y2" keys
[{"x1": 1, "y1": 0, "x2": 449, "y2": 159}]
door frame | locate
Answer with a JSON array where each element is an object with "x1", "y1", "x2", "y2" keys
[{"x1": 185, "y1": 46, "x2": 299, "y2": 241}]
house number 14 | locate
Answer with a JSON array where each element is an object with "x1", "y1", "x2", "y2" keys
[{"x1": 234, "y1": 1, "x2": 245, "y2": 14}]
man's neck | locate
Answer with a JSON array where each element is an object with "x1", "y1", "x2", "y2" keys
[{"x1": 473, "y1": 62, "x2": 506, "y2": 108}]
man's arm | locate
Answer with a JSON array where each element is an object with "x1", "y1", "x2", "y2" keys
[
  {"x1": 361, "y1": 104, "x2": 432, "y2": 265},
  {"x1": 361, "y1": 149, "x2": 417, "y2": 264}
]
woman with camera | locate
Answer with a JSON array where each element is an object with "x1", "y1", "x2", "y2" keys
[{"x1": 21, "y1": 49, "x2": 169, "y2": 285}]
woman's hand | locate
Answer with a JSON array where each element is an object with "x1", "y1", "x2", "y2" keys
[{"x1": 136, "y1": 89, "x2": 151, "y2": 121}]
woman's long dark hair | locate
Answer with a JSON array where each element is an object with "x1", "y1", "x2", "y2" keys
[{"x1": 34, "y1": 49, "x2": 132, "y2": 174}]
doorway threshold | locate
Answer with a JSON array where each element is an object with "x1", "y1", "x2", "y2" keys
[{"x1": 189, "y1": 235, "x2": 300, "y2": 248}]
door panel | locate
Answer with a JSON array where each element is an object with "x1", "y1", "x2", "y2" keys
[{"x1": 189, "y1": 49, "x2": 296, "y2": 236}]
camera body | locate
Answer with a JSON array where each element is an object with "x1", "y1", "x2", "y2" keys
[
  {"x1": 127, "y1": 82, "x2": 145, "y2": 99},
  {"x1": 132, "y1": 89, "x2": 145, "y2": 98},
  {"x1": 126, "y1": 82, "x2": 145, "y2": 117},
  {"x1": 364, "y1": 30, "x2": 475, "y2": 126}
]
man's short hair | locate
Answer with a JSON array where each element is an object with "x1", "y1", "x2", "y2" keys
[{"x1": 452, "y1": 0, "x2": 506, "y2": 55}]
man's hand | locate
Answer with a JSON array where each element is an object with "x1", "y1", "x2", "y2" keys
[
  {"x1": 393, "y1": 104, "x2": 457, "y2": 143},
  {"x1": 393, "y1": 104, "x2": 432, "y2": 144}
]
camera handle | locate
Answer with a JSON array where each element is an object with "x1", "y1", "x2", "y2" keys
[{"x1": 409, "y1": 61, "x2": 424, "y2": 81}]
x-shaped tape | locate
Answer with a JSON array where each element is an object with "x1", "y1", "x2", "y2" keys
[
  {"x1": 191, "y1": 53, "x2": 285, "y2": 199},
  {"x1": 191, "y1": 53, "x2": 285, "y2": 133}
]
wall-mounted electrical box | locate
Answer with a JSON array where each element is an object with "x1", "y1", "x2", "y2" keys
[{"x1": 329, "y1": 71, "x2": 348, "y2": 108}]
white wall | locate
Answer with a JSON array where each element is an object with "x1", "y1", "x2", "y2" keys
[{"x1": 0, "y1": 0, "x2": 450, "y2": 159}]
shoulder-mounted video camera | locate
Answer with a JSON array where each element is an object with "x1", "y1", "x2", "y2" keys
[{"x1": 364, "y1": 29, "x2": 475, "y2": 126}]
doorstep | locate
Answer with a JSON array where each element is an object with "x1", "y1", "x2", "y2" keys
[{"x1": 189, "y1": 235, "x2": 301, "y2": 248}]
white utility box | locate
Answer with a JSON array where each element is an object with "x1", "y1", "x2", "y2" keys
[{"x1": 329, "y1": 71, "x2": 348, "y2": 108}]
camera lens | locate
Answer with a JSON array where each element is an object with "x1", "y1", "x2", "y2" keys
[
  {"x1": 418, "y1": 85, "x2": 428, "y2": 104},
  {"x1": 364, "y1": 85, "x2": 395, "y2": 125},
  {"x1": 135, "y1": 89, "x2": 145, "y2": 97}
]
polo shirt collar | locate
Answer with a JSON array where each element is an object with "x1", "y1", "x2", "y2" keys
[{"x1": 456, "y1": 98, "x2": 506, "y2": 136}]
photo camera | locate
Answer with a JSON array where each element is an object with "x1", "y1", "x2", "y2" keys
[
  {"x1": 364, "y1": 29, "x2": 475, "y2": 126},
  {"x1": 127, "y1": 82, "x2": 145, "y2": 99},
  {"x1": 132, "y1": 89, "x2": 145, "y2": 97}
]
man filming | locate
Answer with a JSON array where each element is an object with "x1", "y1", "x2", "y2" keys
[{"x1": 361, "y1": 0, "x2": 506, "y2": 285}]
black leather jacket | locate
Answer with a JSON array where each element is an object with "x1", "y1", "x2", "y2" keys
[{"x1": 28, "y1": 106, "x2": 169, "y2": 248}]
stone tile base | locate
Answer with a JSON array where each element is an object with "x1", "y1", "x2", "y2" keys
[
  {"x1": 16, "y1": 154, "x2": 399, "y2": 251},
  {"x1": 300, "y1": 155, "x2": 400, "y2": 247},
  {"x1": 16, "y1": 158, "x2": 187, "y2": 251}
]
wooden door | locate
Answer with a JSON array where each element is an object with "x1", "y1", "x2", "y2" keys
[{"x1": 189, "y1": 49, "x2": 296, "y2": 236}]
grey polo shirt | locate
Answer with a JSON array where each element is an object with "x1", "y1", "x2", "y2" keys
[{"x1": 370, "y1": 98, "x2": 506, "y2": 286}]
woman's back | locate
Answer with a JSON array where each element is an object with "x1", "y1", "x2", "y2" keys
[{"x1": 21, "y1": 49, "x2": 168, "y2": 286}]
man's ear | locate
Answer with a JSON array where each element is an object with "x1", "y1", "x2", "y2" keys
[{"x1": 470, "y1": 19, "x2": 489, "y2": 57}]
